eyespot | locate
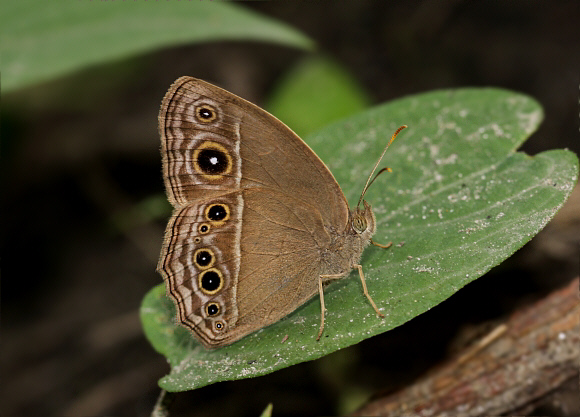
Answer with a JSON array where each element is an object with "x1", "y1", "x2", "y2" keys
[
  {"x1": 193, "y1": 248, "x2": 214, "y2": 269},
  {"x1": 193, "y1": 141, "x2": 232, "y2": 180},
  {"x1": 205, "y1": 302, "x2": 220, "y2": 317},
  {"x1": 198, "y1": 268, "x2": 223, "y2": 295},
  {"x1": 198, "y1": 223, "x2": 210, "y2": 234},
  {"x1": 195, "y1": 104, "x2": 217, "y2": 123},
  {"x1": 205, "y1": 203, "x2": 229, "y2": 225},
  {"x1": 214, "y1": 320, "x2": 226, "y2": 332},
  {"x1": 193, "y1": 237, "x2": 202, "y2": 244}
]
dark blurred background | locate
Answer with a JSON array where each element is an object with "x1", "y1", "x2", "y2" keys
[{"x1": 2, "y1": 1, "x2": 579, "y2": 416}]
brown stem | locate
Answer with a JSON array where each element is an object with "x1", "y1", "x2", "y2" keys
[{"x1": 351, "y1": 277, "x2": 580, "y2": 417}]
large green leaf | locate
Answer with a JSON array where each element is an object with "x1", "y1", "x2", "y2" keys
[
  {"x1": 140, "y1": 88, "x2": 578, "y2": 392},
  {"x1": 1, "y1": 1, "x2": 313, "y2": 92}
]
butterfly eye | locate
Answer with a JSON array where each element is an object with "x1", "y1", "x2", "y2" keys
[
  {"x1": 195, "y1": 104, "x2": 217, "y2": 123},
  {"x1": 353, "y1": 216, "x2": 367, "y2": 233}
]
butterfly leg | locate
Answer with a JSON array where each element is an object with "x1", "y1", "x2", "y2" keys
[
  {"x1": 371, "y1": 240, "x2": 392, "y2": 249},
  {"x1": 354, "y1": 264, "x2": 385, "y2": 318},
  {"x1": 316, "y1": 274, "x2": 326, "y2": 341},
  {"x1": 317, "y1": 272, "x2": 349, "y2": 340}
]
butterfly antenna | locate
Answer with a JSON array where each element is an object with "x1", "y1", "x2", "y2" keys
[{"x1": 357, "y1": 125, "x2": 407, "y2": 208}]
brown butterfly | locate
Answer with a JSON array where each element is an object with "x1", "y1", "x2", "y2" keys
[{"x1": 157, "y1": 77, "x2": 405, "y2": 348}]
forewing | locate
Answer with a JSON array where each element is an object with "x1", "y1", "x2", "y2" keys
[{"x1": 159, "y1": 77, "x2": 350, "y2": 231}]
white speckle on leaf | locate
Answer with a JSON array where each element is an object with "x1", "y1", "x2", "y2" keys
[
  {"x1": 347, "y1": 140, "x2": 368, "y2": 154},
  {"x1": 429, "y1": 144, "x2": 440, "y2": 158},
  {"x1": 413, "y1": 265, "x2": 435, "y2": 273},
  {"x1": 435, "y1": 153, "x2": 458, "y2": 166},
  {"x1": 490, "y1": 123, "x2": 504, "y2": 137},
  {"x1": 516, "y1": 108, "x2": 543, "y2": 135}
]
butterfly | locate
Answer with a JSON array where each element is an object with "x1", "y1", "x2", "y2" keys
[{"x1": 157, "y1": 76, "x2": 405, "y2": 348}]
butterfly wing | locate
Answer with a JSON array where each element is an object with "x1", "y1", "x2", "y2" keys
[
  {"x1": 159, "y1": 188, "x2": 331, "y2": 347},
  {"x1": 159, "y1": 77, "x2": 349, "y2": 228},
  {"x1": 159, "y1": 192, "x2": 243, "y2": 346},
  {"x1": 158, "y1": 77, "x2": 349, "y2": 347}
]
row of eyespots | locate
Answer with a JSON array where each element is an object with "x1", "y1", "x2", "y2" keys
[
  {"x1": 193, "y1": 201, "x2": 231, "y2": 332},
  {"x1": 193, "y1": 247, "x2": 223, "y2": 323},
  {"x1": 196, "y1": 203, "x2": 230, "y2": 237},
  {"x1": 192, "y1": 103, "x2": 233, "y2": 182}
]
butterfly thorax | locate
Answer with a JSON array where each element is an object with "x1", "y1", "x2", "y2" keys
[{"x1": 319, "y1": 200, "x2": 376, "y2": 280}]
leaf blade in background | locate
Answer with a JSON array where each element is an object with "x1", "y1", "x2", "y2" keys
[
  {"x1": 1, "y1": 1, "x2": 314, "y2": 92},
  {"x1": 266, "y1": 56, "x2": 371, "y2": 136},
  {"x1": 140, "y1": 87, "x2": 578, "y2": 392}
]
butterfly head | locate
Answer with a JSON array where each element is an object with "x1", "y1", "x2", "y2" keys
[{"x1": 351, "y1": 200, "x2": 376, "y2": 237}]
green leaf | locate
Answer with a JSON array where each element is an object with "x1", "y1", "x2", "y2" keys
[
  {"x1": 140, "y1": 87, "x2": 578, "y2": 392},
  {"x1": 266, "y1": 56, "x2": 371, "y2": 137},
  {"x1": 1, "y1": 1, "x2": 313, "y2": 92},
  {"x1": 259, "y1": 403, "x2": 273, "y2": 417}
]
